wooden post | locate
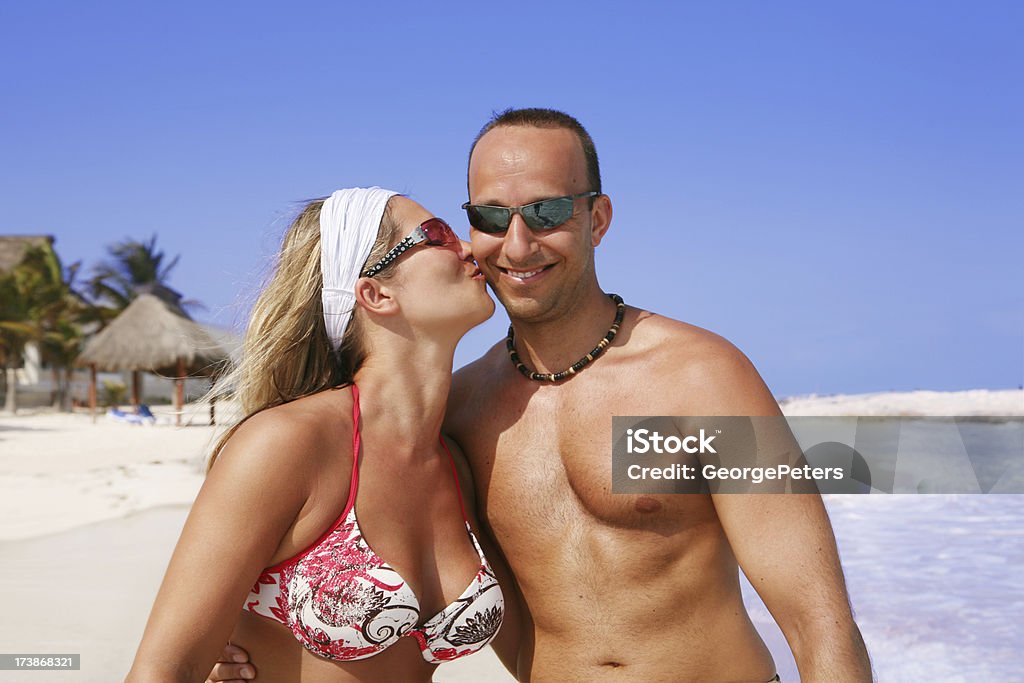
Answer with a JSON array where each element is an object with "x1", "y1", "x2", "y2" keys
[
  {"x1": 175, "y1": 358, "x2": 185, "y2": 427},
  {"x1": 89, "y1": 363, "x2": 97, "y2": 424},
  {"x1": 131, "y1": 370, "x2": 141, "y2": 407}
]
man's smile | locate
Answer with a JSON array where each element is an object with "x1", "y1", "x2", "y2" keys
[{"x1": 498, "y1": 264, "x2": 554, "y2": 282}]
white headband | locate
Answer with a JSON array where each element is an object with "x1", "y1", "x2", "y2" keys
[{"x1": 320, "y1": 186, "x2": 399, "y2": 350}]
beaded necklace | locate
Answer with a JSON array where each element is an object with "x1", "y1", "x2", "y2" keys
[{"x1": 506, "y1": 294, "x2": 625, "y2": 382}]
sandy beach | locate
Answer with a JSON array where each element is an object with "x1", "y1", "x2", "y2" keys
[{"x1": 1, "y1": 390, "x2": 1021, "y2": 681}]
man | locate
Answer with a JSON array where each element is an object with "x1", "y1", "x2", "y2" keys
[{"x1": 210, "y1": 108, "x2": 871, "y2": 682}]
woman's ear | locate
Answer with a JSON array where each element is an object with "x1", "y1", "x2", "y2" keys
[{"x1": 353, "y1": 277, "x2": 400, "y2": 316}]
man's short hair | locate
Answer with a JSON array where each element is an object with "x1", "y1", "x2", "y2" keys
[{"x1": 469, "y1": 108, "x2": 602, "y2": 194}]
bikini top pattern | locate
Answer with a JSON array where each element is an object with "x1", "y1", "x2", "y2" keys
[{"x1": 244, "y1": 384, "x2": 504, "y2": 663}]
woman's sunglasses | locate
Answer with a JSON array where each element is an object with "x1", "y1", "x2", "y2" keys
[
  {"x1": 462, "y1": 192, "x2": 600, "y2": 234},
  {"x1": 362, "y1": 218, "x2": 459, "y2": 277}
]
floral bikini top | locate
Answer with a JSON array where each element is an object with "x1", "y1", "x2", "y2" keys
[{"x1": 244, "y1": 384, "x2": 504, "y2": 663}]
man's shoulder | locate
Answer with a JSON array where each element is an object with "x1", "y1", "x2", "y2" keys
[
  {"x1": 449, "y1": 340, "x2": 507, "y2": 418},
  {"x1": 624, "y1": 307, "x2": 780, "y2": 415},
  {"x1": 453, "y1": 340, "x2": 506, "y2": 388},
  {"x1": 628, "y1": 307, "x2": 741, "y2": 366}
]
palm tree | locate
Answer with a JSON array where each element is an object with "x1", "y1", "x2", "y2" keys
[
  {"x1": 26, "y1": 251, "x2": 90, "y2": 411},
  {"x1": 0, "y1": 245, "x2": 89, "y2": 412},
  {"x1": 0, "y1": 272, "x2": 33, "y2": 413},
  {"x1": 88, "y1": 235, "x2": 188, "y2": 316}
]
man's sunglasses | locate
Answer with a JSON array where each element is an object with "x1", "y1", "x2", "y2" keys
[
  {"x1": 462, "y1": 192, "x2": 600, "y2": 234},
  {"x1": 362, "y1": 217, "x2": 458, "y2": 277}
]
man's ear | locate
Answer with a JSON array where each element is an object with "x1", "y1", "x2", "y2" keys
[
  {"x1": 353, "y1": 277, "x2": 399, "y2": 316},
  {"x1": 590, "y1": 194, "x2": 612, "y2": 247}
]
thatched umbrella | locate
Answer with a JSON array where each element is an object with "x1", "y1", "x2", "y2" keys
[{"x1": 77, "y1": 293, "x2": 229, "y2": 425}]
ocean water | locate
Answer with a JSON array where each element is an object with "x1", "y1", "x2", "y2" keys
[
  {"x1": 788, "y1": 417, "x2": 1024, "y2": 494},
  {"x1": 742, "y1": 495, "x2": 1024, "y2": 682}
]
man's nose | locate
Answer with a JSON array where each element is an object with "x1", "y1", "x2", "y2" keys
[{"x1": 501, "y1": 213, "x2": 538, "y2": 262}]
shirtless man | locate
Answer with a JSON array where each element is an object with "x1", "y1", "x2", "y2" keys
[{"x1": 209, "y1": 108, "x2": 871, "y2": 682}]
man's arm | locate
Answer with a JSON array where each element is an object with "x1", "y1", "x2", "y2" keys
[
  {"x1": 716, "y1": 492, "x2": 871, "y2": 682},
  {"x1": 692, "y1": 344, "x2": 873, "y2": 682}
]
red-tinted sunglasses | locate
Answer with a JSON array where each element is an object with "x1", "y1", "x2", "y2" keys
[{"x1": 362, "y1": 218, "x2": 459, "y2": 277}]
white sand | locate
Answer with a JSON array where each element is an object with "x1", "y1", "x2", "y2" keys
[
  {"x1": 0, "y1": 389, "x2": 1020, "y2": 681},
  {"x1": 0, "y1": 506, "x2": 192, "y2": 681},
  {"x1": 780, "y1": 388, "x2": 1023, "y2": 416},
  {"x1": 0, "y1": 408, "x2": 215, "y2": 542}
]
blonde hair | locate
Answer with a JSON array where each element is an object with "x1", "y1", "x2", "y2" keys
[{"x1": 207, "y1": 197, "x2": 402, "y2": 469}]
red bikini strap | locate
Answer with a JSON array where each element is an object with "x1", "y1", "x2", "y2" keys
[
  {"x1": 343, "y1": 383, "x2": 361, "y2": 517},
  {"x1": 439, "y1": 436, "x2": 470, "y2": 524}
]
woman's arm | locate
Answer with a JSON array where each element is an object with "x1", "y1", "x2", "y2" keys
[{"x1": 126, "y1": 411, "x2": 324, "y2": 682}]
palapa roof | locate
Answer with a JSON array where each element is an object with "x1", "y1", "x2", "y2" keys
[
  {"x1": 77, "y1": 293, "x2": 229, "y2": 376},
  {"x1": 0, "y1": 235, "x2": 55, "y2": 272}
]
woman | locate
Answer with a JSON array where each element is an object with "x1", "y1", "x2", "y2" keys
[{"x1": 127, "y1": 188, "x2": 505, "y2": 682}]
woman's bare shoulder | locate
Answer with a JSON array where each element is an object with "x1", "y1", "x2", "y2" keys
[{"x1": 215, "y1": 387, "x2": 355, "y2": 475}]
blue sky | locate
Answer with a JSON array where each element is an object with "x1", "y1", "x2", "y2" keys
[{"x1": 2, "y1": 1, "x2": 1020, "y2": 397}]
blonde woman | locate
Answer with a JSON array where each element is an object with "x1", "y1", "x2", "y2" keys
[{"x1": 127, "y1": 188, "x2": 507, "y2": 682}]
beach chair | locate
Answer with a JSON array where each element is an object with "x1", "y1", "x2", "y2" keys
[
  {"x1": 107, "y1": 408, "x2": 137, "y2": 424},
  {"x1": 136, "y1": 404, "x2": 157, "y2": 424},
  {"x1": 106, "y1": 406, "x2": 156, "y2": 426}
]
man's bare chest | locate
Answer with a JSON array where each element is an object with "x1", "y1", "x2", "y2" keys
[{"x1": 460, "y1": 383, "x2": 713, "y2": 534}]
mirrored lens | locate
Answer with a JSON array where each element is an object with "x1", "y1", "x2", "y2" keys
[
  {"x1": 467, "y1": 205, "x2": 511, "y2": 233},
  {"x1": 522, "y1": 197, "x2": 573, "y2": 230}
]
